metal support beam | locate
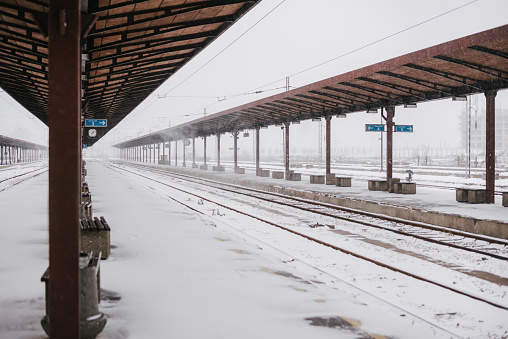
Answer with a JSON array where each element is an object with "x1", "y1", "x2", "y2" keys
[
  {"x1": 233, "y1": 132, "x2": 238, "y2": 168},
  {"x1": 48, "y1": 0, "x2": 81, "y2": 337},
  {"x1": 174, "y1": 141, "x2": 177, "y2": 166},
  {"x1": 183, "y1": 141, "x2": 186, "y2": 167},
  {"x1": 217, "y1": 134, "x2": 221, "y2": 166},
  {"x1": 192, "y1": 138, "x2": 196, "y2": 165},
  {"x1": 255, "y1": 127, "x2": 260, "y2": 172},
  {"x1": 203, "y1": 136, "x2": 207, "y2": 165},
  {"x1": 386, "y1": 106, "x2": 395, "y2": 188},
  {"x1": 325, "y1": 116, "x2": 331, "y2": 175},
  {"x1": 285, "y1": 123, "x2": 290, "y2": 174},
  {"x1": 485, "y1": 90, "x2": 497, "y2": 204}
]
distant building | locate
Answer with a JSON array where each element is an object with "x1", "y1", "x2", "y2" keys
[{"x1": 459, "y1": 107, "x2": 508, "y2": 154}]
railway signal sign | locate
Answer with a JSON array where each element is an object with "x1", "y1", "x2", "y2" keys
[
  {"x1": 395, "y1": 125, "x2": 414, "y2": 132},
  {"x1": 365, "y1": 124, "x2": 385, "y2": 132},
  {"x1": 85, "y1": 119, "x2": 107, "y2": 127}
]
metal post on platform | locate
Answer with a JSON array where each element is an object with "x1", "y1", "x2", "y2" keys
[
  {"x1": 47, "y1": 0, "x2": 81, "y2": 337},
  {"x1": 284, "y1": 123, "x2": 290, "y2": 174},
  {"x1": 174, "y1": 141, "x2": 178, "y2": 166},
  {"x1": 192, "y1": 138, "x2": 196, "y2": 165},
  {"x1": 183, "y1": 141, "x2": 186, "y2": 167},
  {"x1": 325, "y1": 116, "x2": 331, "y2": 175},
  {"x1": 217, "y1": 134, "x2": 221, "y2": 167},
  {"x1": 233, "y1": 132, "x2": 238, "y2": 169},
  {"x1": 485, "y1": 90, "x2": 497, "y2": 203},
  {"x1": 203, "y1": 136, "x2": 207, "y2": 165},
  {"x1": 255, "y1": 127, "x2": 260, "y2": 173},
  {"x1": 162, "y1": 142, "x2": 165, "y2": 164},
  {"x1": 386, "y1": 106, "x2": 395, "y2": 188},
  {"x1": 168, "y1": 142, "x2": 171, "y2": 165}
]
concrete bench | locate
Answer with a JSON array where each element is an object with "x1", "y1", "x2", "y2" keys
[
  {"x1": 456, "y1": 187, "x2": 486, "y2": 204},
  {"x1": 41, "y1": 251, "x2": 107, "y2": 339},
  {"x1": 81, "y1": 217, "x2": 111, "y2": 259},
  {"x1": 256, "y1": 168, "x2": 270, "y2": 177},
  {"x1": 368, "y1": 180, "x2": 387, "y2": 191},
  {"x1": 192, "y1": 163, "x2": 199, "y2": 168},
  {"x1": 325, "y1": 173, "x2": 336, "y2": 185},
  {"x1": 199, "y1": 164, "x2": 208, "y2": 170},
  {"x1": 82, "y1": 192, "x2": 92, "y2": 204},
  {"x1": 234, "y1": 167, "x2": 245, "y2": 174},
  {"x1": 393, "y1": 182, "x2": 416, "y2": 194},
  {"x1": 503, "y1": 192, "x2": 508, "y2": 207},
  {"x1": 310, "y1": 175, "x2": 325, "y2": 184},
  {"x1": 272, "y1": 171, "x2": 284, "y2": 179},
  {"x1": 286, "y1": 172, "x2": 301, "y2": 181},
  {"x1": 212, "y1": 165, "x2": 225, "y2": 172},
  {"x1": 335, "y1": 177, "x2": 352, "y2": 187},
  {"x1": 80, "y1": 202, "x2": 93, "y2": 219},
  {"x1": 388, "y1": 178, "x2": 400, "y2": 193}
]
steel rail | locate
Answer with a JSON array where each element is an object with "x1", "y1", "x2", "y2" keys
[{"x1": 102, "y1": 160, "x2": 508, "y2": 312}]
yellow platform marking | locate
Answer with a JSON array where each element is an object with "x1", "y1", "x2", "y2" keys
[
  {"x1": 230, "y1": 249, "x2": 249, "y2": 254},
  {"x1": 313, "y1": 299, "x2": 326, "y2": 303},
  {"x1": 289, "y1": 285, "x2": 307, "y2": 292},
  {"x1": 340, "y1": 316, "x2": 389, "y2": 339}
]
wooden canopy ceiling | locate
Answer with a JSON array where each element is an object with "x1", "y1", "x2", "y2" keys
[
  {"x1": 115, "y1": 24, "x2": 508, "y2": 149},
  {"x1": 0, "y1": 0, "x2": 261, "y2": 146}
]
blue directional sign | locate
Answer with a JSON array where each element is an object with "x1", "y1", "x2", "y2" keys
[
  {"x1": 395, "y1": 125, "x2": 414, "y2": 132},
  {"x1": 85, "y1": 119, "x2": 107, "y2": 127},
  {"x1": 82, "y1": 144, "x2": 87, "y2": 149},
  {"x1": 365, "y1": 124, "x2": 385, "y2": 132}
]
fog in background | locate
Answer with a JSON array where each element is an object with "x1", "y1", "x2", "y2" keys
[{"x1": 1, "y1": 0, "x2": 508, "y2": 160}]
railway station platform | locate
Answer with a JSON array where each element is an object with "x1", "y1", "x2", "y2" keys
[
  {"x1": 0, "y1": 160, "x2": 457, "y2": 339},
  {"x1": 120, "y1": 160, "x2": 508, "y2": 240}
]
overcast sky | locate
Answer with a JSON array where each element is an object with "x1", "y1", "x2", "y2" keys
[{"x1": 1, "y1": 0, "x2": 508, "y2": 154}]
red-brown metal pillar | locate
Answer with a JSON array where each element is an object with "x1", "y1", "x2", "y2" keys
[
  {"x1": 233, "y1": 132, "x2": 238, "y2": 168},
  {"x1": 48, "y1": 0, "x2": 81, "y2": 337},
  {"x1": 203, "y1": 136, "x2": 207, "y2": 165},
  {"x1": 183, "y1": 141, "x2": 186, "y2": 167},
  {"x1": 162, "y1": 142, "x2": 165, "y2": 164},
  {"x1": 325, "y1": 116, "x2": 331, "y2": 175},
  {"x1": 175, "y1": 141, "x2": 178, "y2": 166},
  {"x1": 169, "y1": 142, "x2": 172, "y2": 165},
  {"x1": 255, "y1": 127, "x2": 260, "y2": 173},
  {"x1": 485, "y1": 90, "x2": 497, "y2": 203},
  {"x1": 217, "y1": 134, "x2": 221, "y2": 166},
  {"x1": 284, "y1": 123, "x2": 290, "y2": 174},
  {"x1": 192, "y1": 138, "x2": 196, "y2": 166},
  {"x1": 386, "y1": 106, "x2": 395, "y2": 188}
]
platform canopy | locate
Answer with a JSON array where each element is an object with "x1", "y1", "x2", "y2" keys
[
  {"x1": 114, "y1": 24, "x2": 508, "y2": 149},
  {"x1": 0, "y1": 134, "x2": 47, "y2": 150},
  {"x1": 0, "y1": 0, "x2": 261, "y2": 146}
]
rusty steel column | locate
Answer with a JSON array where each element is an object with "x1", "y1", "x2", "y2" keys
[
  {"x1": 485, "y1": 90, "x2": 497, "y2": 204},
  {"x1": 386, "y1": 106, "x2": 395, "y2": 188},
  {"x1": 192, "y1": 138, "x2": 196, "y2": 165},
  {"x1": 217, "y1": 134, "x2": 221, "y2": 166},
  {"x1": 168, "y1": 142, "x2": 171, "y2": 165},
  {"x1": 285, "y1": 123, "x2": 290, "y2": 174},
  {"x1": 233, "y1": 132, "x2": 238, "y2": 168},
  {"x1": 174, "y1": 141, "x2": 178, "y2": 166},
  {"x1": 325, "y1": 116, "x2": 331, "y2": 175},
  {"x1": 203, "y1": 136, "x2": 207, "y2": 165},
  {"x1": 255, "y1": 127, "x2": 260, "y2": 172},
  {"x1": 183, "y1": 141, "x2": 186, "y2": 167},
  {"x1": 48, "y1": 0, "x2": 81, "y2": 337},
  {"x1": 162, "y1": 142, "x2": 165, "y2": 164}
]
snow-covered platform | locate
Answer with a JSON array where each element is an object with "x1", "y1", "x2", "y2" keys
[
  {"x1": 0, "y1": 160, "x2": 458, "y2": 339},
  {"x1": 149, "y1": 161, "x2": 508, "y2": 239}
]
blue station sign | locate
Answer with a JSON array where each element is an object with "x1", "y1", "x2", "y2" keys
[
  {"x1": 365, "y1": 124, "x2": 385, "y2": 132},
  {"x1": 85, "y1": 119, "x2": 107, "y2": 127},
  {"x1": 395, "y1": 125, "x2": 414, "y2": 132},
  {"x1": 82, "y1": 144, "x2": 87, "y2": 149}
]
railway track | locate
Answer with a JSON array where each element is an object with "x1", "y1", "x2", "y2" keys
[
  {"x1": 113, "y1": 161, "x2": 508, "y2": 261},
  {"x1": 103, "y1": 160, "x2": 508, "y2": 312},
  {"x1": 0, "y1": 166, "x2": 48, "y2": 192}
]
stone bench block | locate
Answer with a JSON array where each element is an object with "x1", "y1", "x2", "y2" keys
[
  {"x1": 212, "y1": 165, "x2": 225, "y2": 172},
  {"x1": 393, "y1": 182, "x2": 416, "y2": 194},
  {"x1": 199, "y1": 164, "x2": 208, "y2": 170},
  {"x1": 286, "y1": 172, "x2": 301, "y2": 181},
  {"x1": 325, "y1": 173, "x2": 336, "y2": 185},
  {"x1": 368, "y1": 180, "x2": 387, "y2": 191},
  {"x1": 310, "y1": 175, "x2": 325, "y2": 184},
  {"x1": 234, "y1": 167, "x2": 245, "y2": 174},
  {"x1": 272, "y1": 171, "x2": 284, "y2": 179},
  {"x1": 335, "y1": 177, "x2": 352, "y2": 187},
  {"x1": 192, "y1": 163, "x2": 199, "y2": 168},
  {"x1": 468, "y1": 189, "x2": 486, "y2": 204}
]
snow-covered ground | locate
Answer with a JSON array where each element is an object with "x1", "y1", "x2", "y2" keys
[{"x1": 0, "y1": 159, "x2": 507, "y2": 338}]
